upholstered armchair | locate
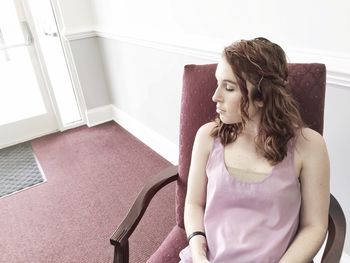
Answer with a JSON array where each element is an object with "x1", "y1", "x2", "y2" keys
[{"x1": 110, "y1": 63, "x2": 346, "y2": 263}]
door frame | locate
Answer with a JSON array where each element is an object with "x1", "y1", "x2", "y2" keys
[
  {"x1": 47, "y1": 0, "x2": 88, "y2": 130},
  {"x1": 26, "y1": 0, "x2": 88, "y2": 131},
  {"x1": 0, "y1": 0, "x2": 88, "y2": 148}
]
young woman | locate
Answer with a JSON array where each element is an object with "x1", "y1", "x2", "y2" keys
[{"x1": 179, "y1": 38, "x2": 330, "y2": 263}]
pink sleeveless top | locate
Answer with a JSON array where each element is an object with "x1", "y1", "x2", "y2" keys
[{"x1": 179, "y1": 138, "x2": 301, "y2": 263}]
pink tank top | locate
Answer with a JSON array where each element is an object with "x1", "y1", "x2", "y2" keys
[{"x1": 179, "y1": 138, "x2": 301, "y2": 263}]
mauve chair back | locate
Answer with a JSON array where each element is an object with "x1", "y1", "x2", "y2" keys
[
  {"x1": 287, "y1": 63, "x2": 326, "y2": 134},
  {"x1": 176, "y1": 63, "x2": 326, "y2": 228}
]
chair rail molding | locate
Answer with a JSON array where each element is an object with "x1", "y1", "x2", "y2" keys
[
  {"x1": 64, "y1": 28, "x2": 350, "y2": 89},
  {"x1": 64, "y1": 28, "x2": 96, "y2": 41}
]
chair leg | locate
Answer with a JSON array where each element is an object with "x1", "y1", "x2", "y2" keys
[{"x1": 113, "y1": 240, "x2": 129, "y2": 263}]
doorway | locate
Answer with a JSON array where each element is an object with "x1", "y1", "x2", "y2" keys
[{"x1": 0, "y1": 0, "x2": 84, "y2": 149}]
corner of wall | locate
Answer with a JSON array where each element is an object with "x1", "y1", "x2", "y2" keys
[{"x1": 85, "y1": 104, "x2": 179, "y2": 165}]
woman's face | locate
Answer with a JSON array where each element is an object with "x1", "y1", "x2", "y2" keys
[{"x1": 212, "y1": 57, "x2": 261, "y2": 125}]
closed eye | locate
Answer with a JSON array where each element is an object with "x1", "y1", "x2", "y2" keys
[
  {"x1": 217, "y1": 81, "x2": 235, "y2": 90},
  {"x1": 225, "y1": 83, "x2": 235, "y2": 91}
]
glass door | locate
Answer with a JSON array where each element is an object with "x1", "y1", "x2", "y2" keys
[
  {"x1": 0, "y1": 0, "x2": 58, "y2": 148},
  {"x1": 27, "y1": 0, "x2": 83, "y2": 127}
]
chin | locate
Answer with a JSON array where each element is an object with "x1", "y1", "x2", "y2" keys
[{"x1": 219, "y1": 116, "x2": 241, "y2": 125}]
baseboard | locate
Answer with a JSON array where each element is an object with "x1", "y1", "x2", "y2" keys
[
  {"x1": 85, "y1": 104, "x2": 179, "y2": 164},
  {"x1": 85, "y1": 105, "x2": 114, "y2": 127},
  {"x1": 111, "y1": 106, "x2": 179, "y2": 165}
]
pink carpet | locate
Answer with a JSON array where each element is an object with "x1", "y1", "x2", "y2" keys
[{"x1": 0, "y1": 122, "x2": 176, "y2": 262}]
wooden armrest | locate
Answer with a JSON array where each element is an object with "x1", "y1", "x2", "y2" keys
[
  {"x1": 321, "y1": 194, "x2": 347, "y2": 263},
  {"x1": 110, "y1": 165, "x2": 179, "y2": 246}
]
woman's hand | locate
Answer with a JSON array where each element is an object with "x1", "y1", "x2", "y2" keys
[{"x1": 192, "y1": 248, "x2": 209, "y2": 263}]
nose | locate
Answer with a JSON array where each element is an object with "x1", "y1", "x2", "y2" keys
[{"x1": 212, "y1": 86, "x2": 223, "y2": 102}]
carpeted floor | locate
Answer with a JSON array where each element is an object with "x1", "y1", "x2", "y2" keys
[{"x1": 0, "y1": 121, "x2": 176, "y2": 263}]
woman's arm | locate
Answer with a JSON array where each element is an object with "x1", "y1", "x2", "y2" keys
[
  {"x1": 184, "y1": 122, "x2": 215, "y2": 262},
  {"x1": 279, "y1": 128, "x2": 330, "y2": 263}
]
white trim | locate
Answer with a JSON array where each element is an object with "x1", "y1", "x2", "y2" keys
[
  {"x1": 49, "y1": 1, "x2": 88, "y2": 129},
  {"x1": 85, "y1": 105, "x2": 114, "y2": 127},
  {"x1": 65, "y1": 29, "x2": 221, "y2": 61},
  {"x1": 112, "y1": 106, "x2": 179, "y2": 165},
  {"x1": 63, "y1": 29, "x2": 350, "y2": 86},
  {"x1": 64, "y1": 29, "x2": 96, "y2": 41},
  {"x1": 58, "y1": 34, "x2": 89, "y2": 127},
  {"x1": 98, "y1": 30, "x2": 222, "y2": 61},
  {"x1": 86, "y1": 104, "x2": 178, "y2": 165},
  {"x1": 287, "y1": 47, "x2": 350, "y2": 75},
  {"x1": 327, "y1": 71, "x2": 350, "y2": 89}
]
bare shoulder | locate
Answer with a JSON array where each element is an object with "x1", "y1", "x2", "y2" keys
[
  {"x1": 197, "y1": 121, "x2": 217, "y2": 137},
  {"x1": 194, "y1": 122, "x2": 217, "y2": 154},
  {"x1": 295, "y1": 127, "x2": 329, "y2": 173},
  {"x1": 295, "y1": 127, "x2": 327, "y2": 153}
]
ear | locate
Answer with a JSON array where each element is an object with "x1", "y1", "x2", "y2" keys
[{"x1": 254, "y1": 100, "x2": 264, "y2": 108}]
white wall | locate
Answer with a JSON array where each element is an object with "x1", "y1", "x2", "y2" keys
[
  {"x1": 54, "y1": 0, "x2": 94, "y2": 34},
  {"x1": 69, "y1": 37, "x2": 110, "y2": 109},
  {"x1": 89, "y1": 0, "x2": 350, "y2": 70},
  {"x1": 58, "y1": 0, "x2": 350, "y2": 257}
]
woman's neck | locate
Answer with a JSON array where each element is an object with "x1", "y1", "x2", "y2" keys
[{"x1": 241, "y1": 118, "x2": 260, "y2": 138}]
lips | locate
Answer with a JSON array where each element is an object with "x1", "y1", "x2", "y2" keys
[{"x1": 216, "y1": 107, "x2": 225, "y2": 114}]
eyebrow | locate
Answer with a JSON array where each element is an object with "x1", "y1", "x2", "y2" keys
[
  {"x1": 222, "y1": 79, "x2": 238, "y2": 85},
  {"x1": 214, "y1": 73, "x2": 238, "y2": 85}
]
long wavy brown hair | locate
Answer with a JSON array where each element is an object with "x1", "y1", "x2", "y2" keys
[{"x1": 211, "y1": 37, "x2": 304, "y2": 164}]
